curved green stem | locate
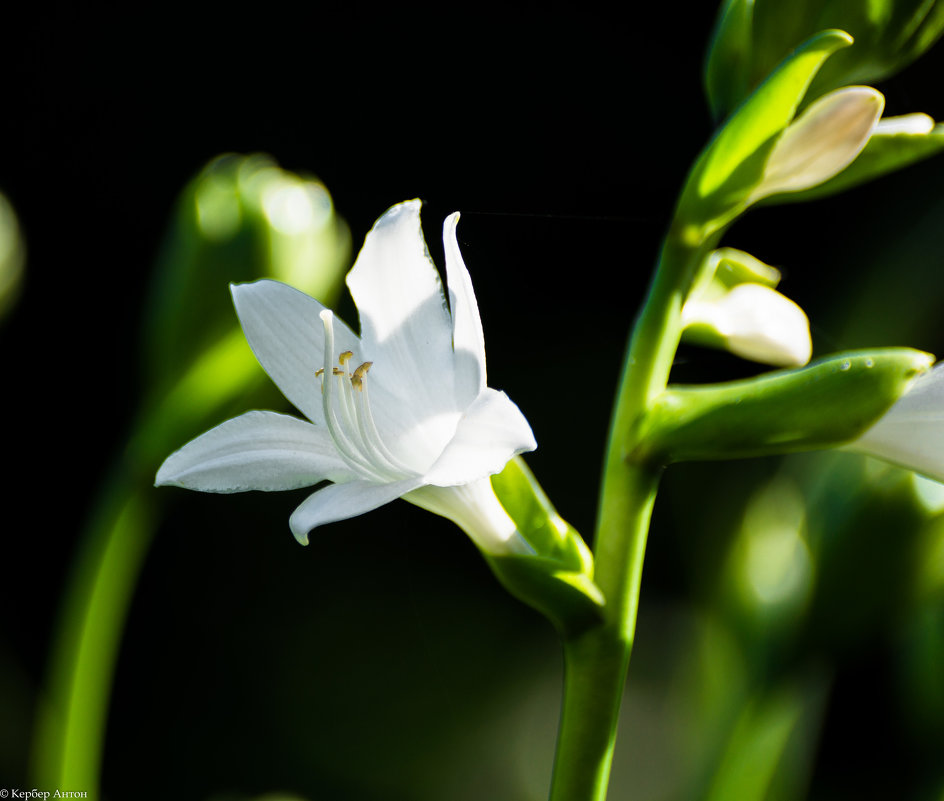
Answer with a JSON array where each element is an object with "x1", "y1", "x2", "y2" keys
[
  {"x1": 30, "y1": 467, "x2": 156, "y2": 793},
  {"x1": 549, "y1": 229, "x2": 710, "y2": 801}
]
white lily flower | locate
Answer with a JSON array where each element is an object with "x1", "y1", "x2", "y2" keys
[
  {"x1": 749, "y1": 86, "x2": 884, "y2": 202},
  {"x1": 848, "y1": 361, "x2": 944, "y2": 483},
  {"x1": 156, "y1": 200, "x2": 537, "y2": 554}
]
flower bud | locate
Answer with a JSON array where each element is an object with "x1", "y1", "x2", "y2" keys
[
  {"x1": 706, "y1": 0, "x2": 944, "y2": 121},
  {"x1": 682, "y1": 249, "x2": 811, "y2": 367},
  {"x1": 749, "y1": 86, "x2": 884, "y2": 202}
]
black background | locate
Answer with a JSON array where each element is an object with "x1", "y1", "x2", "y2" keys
[{"x1": 4, "y1": 3, "x2": 944, "y2": 800}]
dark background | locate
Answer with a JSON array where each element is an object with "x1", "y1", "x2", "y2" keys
[{"x1": 3, "y1": 3, "x2": 944, "y2": 800}]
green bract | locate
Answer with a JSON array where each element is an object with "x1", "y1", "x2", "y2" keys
[
  {"x1": 488, "y1": 457, "x2": 604, "y2": 635},
  {"x1": 639, "y1": 349, "x2": 933, "y2": 463},
  {"x1": 706, "y1": 0, "x2": 944, "y2": 121}
]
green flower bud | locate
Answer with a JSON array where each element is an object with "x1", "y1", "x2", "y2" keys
[
  {"x1": 706, "y1": 0, "x2": 944, "y2": 121},
  {"x1": 678, "y1": 31, "x2": 864, "y2": 236},
  {"x1": 640, "y1": 349, "x2": 933, "y2": 464}
]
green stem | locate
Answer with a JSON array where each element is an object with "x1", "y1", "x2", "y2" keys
[
  {"x1": 549, "y1": 229, "x2": 708, "y2": 801},
  {"x1": 30, "y1": 467, "x2": 156, "y2": 793}
]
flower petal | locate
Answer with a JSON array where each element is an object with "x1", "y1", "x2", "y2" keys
[
  {"x1": 874, "y1": 113, "x2": 936, "y2": 136},
  {"x1": 682, "y1": 283, "x2": 812, "y2": 367},
  {"x1": 231, "y1": 279, "x2": 360, "y2": 424},
  {"x1": 422, "y1": 388, "x2": 537, "y2": 487},
  {"x1": 345, "y1": 200, "x2": 460, "y2": 420},
  {"x1": 155, "y1": 410, "x2": 355, "y2": 492},
  {"x1": 288, "y1": 476, "x2": 423, "y2": 545},
  {"x1": 406, "y1": 478, "x2": 532, "y2": 555},
  {"x1": 851, "y1": 363, "x2": 944, "y2": 482},
  {"x1": 444, "y1": 212, "x2": 487, "y2": 406}
]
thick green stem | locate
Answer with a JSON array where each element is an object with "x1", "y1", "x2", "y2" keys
[
  {"x1": 548, "y1": 229, "x2": 708, "y2": 801},
  {"x1": 549, "y1": 466, "x2": 659, "y2": 800}
]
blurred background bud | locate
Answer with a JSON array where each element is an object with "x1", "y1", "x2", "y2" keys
[
  {"x1": 30, "y1": 154, "x2": 350, "y2": 794},
  {"x1": 723, "y1": 477, "x2": 813, "y2": 635},
  {"x1": 706, "y1": 0, "x2": 944, "y2": 122},
  {"x1": 143, "y1": 153, "x2": 350, "y2": 397},
  {"x1": 0, "y1": 191, "x2": 25, "y2": 322},
  {"x1": 132, "y1": 154, "x2": 350, "y2": 469}
]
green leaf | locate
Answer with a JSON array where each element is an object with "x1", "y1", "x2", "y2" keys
[
  {"x1": 679, "y1": 29, "x2": 852, "y2": 232},
  {"x1": 487, "y1": 457, "x2": 604, "y2": 635},
  {"x1": 640, "y1": 349, "x2": 934, "y2": 463},
  {"x1": 773, "y1": 121, "x2": 944, "y2": 202}
]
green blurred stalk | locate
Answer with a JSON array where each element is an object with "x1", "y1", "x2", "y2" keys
[
  {"x1": 29, "y1": 155, "x2": 349, "y2": 796},
  {"x1": 31, "y1": 330, "x2": 266, "y2": 790},
  {"x1": 31, "y1": 471, "x2": 154, "y2": 789}
]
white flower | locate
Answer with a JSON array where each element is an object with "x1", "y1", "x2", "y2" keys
[
  {"x1": 681, "y1": 248, "x2": 812, "y2": 367},
  {"x1": 749, "y1": 86, "x2": 885, "y2": 202},
  {"x1": 848, "y1": 361, "x2": 944, "y2": 483},
  {"x1": 682, "y1": 283, "x2": 812, "y2": 367},
  {"x1": 156, "y1": 200, "x2": 537, "y2": 554}
]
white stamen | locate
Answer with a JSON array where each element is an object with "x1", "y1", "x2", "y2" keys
[
  {"x1": 317, "y1": 310, "x2": 417, "y2": 481},
  {"x1": 318, "y1": 310, "x2": 390, "y2": 481},
  {"x1": 354, "y1": 379, "x2": 415, "y2": 475}
]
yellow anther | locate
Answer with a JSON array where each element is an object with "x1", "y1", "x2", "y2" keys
[
  {"x1": 332, "y1": 367, "x2": 345, "y2": 376},
  {"x1": 351, "y1": 361, "x2": 373, "y2": 391},
  {"x1": 339, "y1": 350, "x2": 354, "y2": 366},
  {"x1": 314, "y1": 368, "x2": 324, "y2": 377}
]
